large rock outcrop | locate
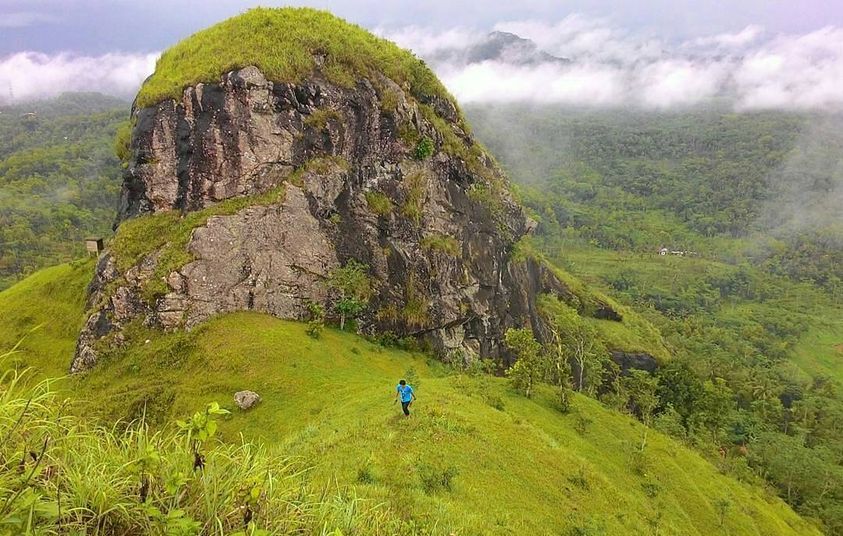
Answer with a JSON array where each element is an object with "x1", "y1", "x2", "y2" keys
[{"x1": 72, "y1": 61, "x2": 578, "y2": 372}]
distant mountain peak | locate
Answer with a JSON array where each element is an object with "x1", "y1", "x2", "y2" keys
[{"x1": 431, "y1": 30, "x2": 570, "y2": 67}]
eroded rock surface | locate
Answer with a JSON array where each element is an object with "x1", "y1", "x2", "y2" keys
[{"x1": 73, "y1": 65, "x2": 584, "y2": 372}]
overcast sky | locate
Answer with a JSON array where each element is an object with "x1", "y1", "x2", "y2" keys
[
  {"x1": 2, "y1": 0, "x2": 843, "y2": 109},
  {"x1": 3, "y1": 0, "x2": 842, "y2": 54}
]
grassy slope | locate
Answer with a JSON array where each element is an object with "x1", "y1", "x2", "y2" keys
[
  {"x1": 792, "y1": 318, "x2": 843, "y2": 382},
  {"x1": 0, "y1": 264, "x2": 820, "y2": 535},
  {"x1": 0, "y1": 259, "x2": 93, "y2": 377}
]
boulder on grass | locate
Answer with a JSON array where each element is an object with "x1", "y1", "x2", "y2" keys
[{"x1": 234, "y1": 390, "x2": 261, "y2": 410}]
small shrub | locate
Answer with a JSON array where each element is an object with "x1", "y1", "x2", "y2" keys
[
  {"x1": 404, "y1": 367, "x2": 420, "y2": 390},
  {"x1": 485, "y1": 394, "x2": 506, "y2": 411},
  {"x1": 402, "y1": 170, "x2": 428, "y2": 224},
  {"x1": 715, "y1": 497, "x2": 732, "y2": 527},
  {"x1": 420, "y1": 233, "x2": 460, "y2": 256},
  {"x1": 567, "y1": 467, "x2": 590, "y2": 490},
  {"x1": 305, "y1": 301, "x2": 325, "y2": 338},
  {"x1": 328, "y1": 259, "x2": 373, "y2": 330},
  {"x1": 373, "y1": 330, "x2": 400, "y2": 347},
  {"x1": 414, "y1": 136, "x2": 434, "y2": 160},
  {"x1": 303, "y1": 107, "x2": 342, "y2": 130},
  {"x1": 417, "y1": 462, "x2": 459, "y2": 494},
  {"x1": 628, "y1": 445, "x2": 649, "y2": 476},
  {"x1": 114, "y1": 119, "x2": 133, "y2": 166},
  {"x1": 402, "y1": 272, "x2": 430, "y2": 327},
  {"x1": 641, "y1": 480, "x2": 661, "y2": 498},
  {"x1": 356, "y1": 465, "x2": 376, "y2": 484},
  {"x1": 365, "y1": 191, "x2": 393, "y2": 216},
  {"x1": 566, "y1": 516, "x2": 608, "y2": 536},
  {"x1": 574, "y1": 413, "x2": 593, "y2": 436},
  {"x1": 379, "y1": 87, "x2": 400, "y2": 113}
]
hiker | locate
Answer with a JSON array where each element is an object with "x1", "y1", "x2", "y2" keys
[{"x1": 395, "y1": 379, "x2": 416, "y2": 416}]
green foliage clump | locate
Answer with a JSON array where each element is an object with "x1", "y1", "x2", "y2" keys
[
  {"x1": 303, "y1": 107, "x2": 342, "y2": 130},
  {"x1": 113, "y1": 119, "x2": 133, "y2": 166},
  {"x1": 401, "y1": 271, "x2": 430, "y2": 328},
  {"x1": 305, "y1": 301, "x2": 325, "y2": 339},
  {"x1": 417, "y1": 462, "x2": 459, "y2": 494},
  {"x1": 420, "y1": 233, "x2": 460, "y2": 256},
  {"x1": 364, "y1": 191, "x2": 393, "y2": 216},
  {"x1": 136, "y1": 8, "x2": 456, "y2": 111},
  {"x1": 378, "y1": 87, "x2": 400, "y2": 114},
  {"x1": 540, "y1": 295, "x2": 610, "y2": 394},
  {"x1": 401, "y1": 170, "x2": 427, "y2": 224},
  {"x1": 504, "y1": 327, "x2": 543, "y2": 398},
  {"x1": 328, "y1": 259, "x2": 373, "y2": 330},
  {"x1": 414, "y1": 136, "x2": 434, "y2": 160}
]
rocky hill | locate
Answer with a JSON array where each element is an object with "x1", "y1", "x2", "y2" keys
[{"x1": 72, "y1": 8, "x2": 604, "y2": 372}]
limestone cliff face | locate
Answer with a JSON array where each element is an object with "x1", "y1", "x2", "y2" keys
[{"x1": 72, "y1": 66, "x2": 569, "y2": 372}]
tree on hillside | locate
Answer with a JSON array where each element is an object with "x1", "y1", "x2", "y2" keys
[
  {"x1": 622, "y1": 370, "x2": 660, "y2": 450},
  {"x1": 504, "y1": 327, "x2": 544, "y2": 398},
  {"x1": 545, "y1": 300, "x2": 607, "y2": 394},
  {"x1": 546, "y1": 322, "x2": 575, "y2": 412},
  {"x1": 328, "y1": 259, "x2": 373, "y2": 330}
]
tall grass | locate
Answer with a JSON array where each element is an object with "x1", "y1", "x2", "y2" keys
[{"x1": 0, "y1": 347, "x2": 398, "y2": 535}]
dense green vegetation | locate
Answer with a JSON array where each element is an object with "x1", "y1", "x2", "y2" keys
[
  {"x1": 137, "y1": 8, "x2": 453, "y2": 110},
  {"x1": 468, "y1": 105, "x2": 843, "y2": 296},
  {"x1": 468, "y1": 104, "x2": 843, "y2": 533},
  {"x1": 0, "y1": 265, "x2": 821, "y2": 535},
  {"x1": 0, "y1": 93, "x2": 127, "y2": 290}
]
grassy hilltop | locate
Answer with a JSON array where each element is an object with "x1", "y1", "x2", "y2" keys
[
  {"x1": 0, "y1": 263, "x2": 821, "y2": 535},
  {"x1": 137, "y1": 7, "x2": 453, "y2": 109}
]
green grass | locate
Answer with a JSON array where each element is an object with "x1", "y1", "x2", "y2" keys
[
  {"x1": 0, "y1": 259, "x2": 93, "y2": 378},
  {"x1": 0, "y1": 264, "x2": 821, "y2": 535},
  {"x1": 792, "y1": 318, "x2": 843, "y2": 382},
  {"x1": 364, "y1": 191, "x2": 393, "y2": 216},
  {"x1": 136, "y1": 8, "x2": 455, "y2": 111},
  {"x1": 420, "y1": 233, "x2": 460, "y2": 256}
]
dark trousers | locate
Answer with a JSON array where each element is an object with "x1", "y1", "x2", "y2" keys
[{"x1": 401, "y1": 401, "x2": 411, "y2": 415}]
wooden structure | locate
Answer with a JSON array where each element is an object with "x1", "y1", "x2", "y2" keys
[{"x1": 85, "y1": 237, "x2": 104, "y2": 256}]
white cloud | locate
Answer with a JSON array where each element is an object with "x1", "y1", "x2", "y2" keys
[
  {"x1": 635, "y1": 60, "x2": 728, "y2": 108},
  {"x1": 693, "y1": 25, "x2": 764, "y2": 48},
  {"x1": 440, "y1": 61, "x2": 626, "y2": 105},
  {"x1": 3, "y1": 15, "x2": 843, "y2": 111},
  {"x1": 734, "y1": 26, "x2": 843, "y2": 110},
  {"x1": 421, "y1": 16, "x2": 843, "y2": 110},
  {"x1": 377, "y1": 26, "x2": 483, "y2": 57},
  {"x1": 0, "y1": 51, "x2": 158, "y2": 102}
]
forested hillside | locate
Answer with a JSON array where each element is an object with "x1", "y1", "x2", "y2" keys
[
  {"x1": 0, "y1": 93, "x2": 127, "y2": 289},
  {"x1": 468, "y1": 104, "x2": 843, "y2": 532},
  {"x1": 468, "y1": 106, "x2": 843, "y2": 297}
]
